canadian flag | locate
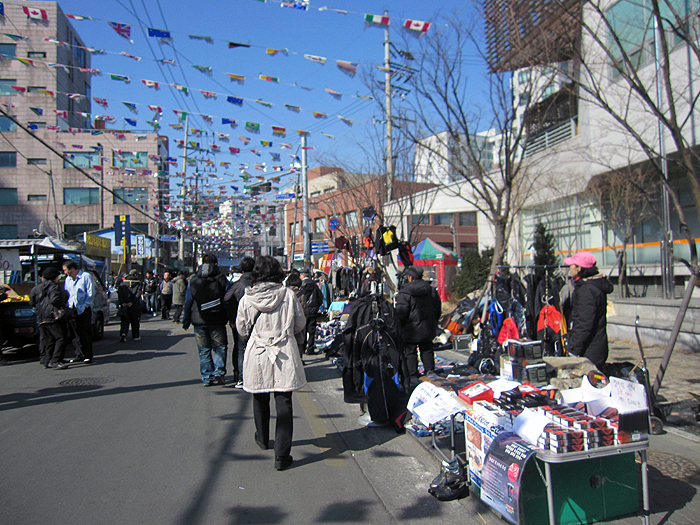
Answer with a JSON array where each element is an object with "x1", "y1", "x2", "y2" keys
[
  {"x1": 23, "y1": 6, "x2": 48, "y2": 20},
  {"x1": 404, "y1": 19, "x2": 431, "y2": 33}
]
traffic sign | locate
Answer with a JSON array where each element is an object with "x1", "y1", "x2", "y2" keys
[
  {"x1": 328, "y1": 217, "x2": 340, "y2": 231},
  {"x1": 311, "y1": 242, "x2": 329, "y2": 254},
  {"x1": 160, "y1": 235, "x2": 178, "y2": 242},
  {"x1": 276, "y1": 193, "x2": 296, "y2": 199}
]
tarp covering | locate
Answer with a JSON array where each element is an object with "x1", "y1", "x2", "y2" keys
[{"x1": 412, "y1": 238, "x2": 458, "y2": 261}]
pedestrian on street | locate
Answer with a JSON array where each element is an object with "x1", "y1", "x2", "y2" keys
[
  {"x1": 285, "y1": 272, "x2": 308, "y2": 358},
  {"x1": 182, "y1": 254, "x2": 233, "y2": 386},
  {"x1": 143, "y1": 271, "x2": 159, "y2": 317},
  {"x1": 159, "y1": 271, "x2": 173, "y2": 320},
  {"x1": 171, "y1": 271, "x2": 188, "y2": 323},
  {"x1": 564, "y1": 251, "x2": 614, "y2": 368},
  {"x1": 118, "y1": 270, "x2": 143, "y2": 342},
  {"x1": 62, "y1": 260, "x2": 95, "y2": 364},
  {"x1": 236, "y1": 256, "x2": 306, "y2": 471},
  {"x1": 226, "y1": 256, "x2": 255, "y2": 388},
  {"x1": 0, "y1": 283, "x2": 9, "y2": 366},
  {"x1": 29, "y1": 267, "x2": 69, "y2": 369},
  {"x1": 298, "y1": 269, "x2": 323, "y2": 355},
  {"x1": 395, "y1": 266, "x2": 442, "y2": 378}
]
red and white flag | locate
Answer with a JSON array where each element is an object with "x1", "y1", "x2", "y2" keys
[
  {"x1": 404, "y1": 19, "x2": 431, "y2": 33},
  {"x1": 23, "y1": 6, "x2": 48, "y2": 20}
]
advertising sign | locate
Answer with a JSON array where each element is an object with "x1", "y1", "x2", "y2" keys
[
  {"x1": 85, "y1": 234, "x2": 111, "y2": 258},
  {"x1": 0, "y1": 249, "x2": 21, "y2": 271},
  {"x1": 114, "y1": 214, "x2": 131, "y2": 247},
  {"x1": 135, "y1": 235, "x2": 146, "y2": 257}
]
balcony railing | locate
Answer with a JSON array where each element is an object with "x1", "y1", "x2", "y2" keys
[{"x1": 524, "y1": 117, "x2": 577, "y2": 157}]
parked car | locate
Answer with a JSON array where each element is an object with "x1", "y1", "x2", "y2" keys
[{"x1": 0, "y1": 268, "x2": 111, "y2": 348}]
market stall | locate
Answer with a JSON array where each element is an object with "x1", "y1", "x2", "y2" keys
[{"x1": 398, "y1": 238, "x2": 458, "y2": 302}]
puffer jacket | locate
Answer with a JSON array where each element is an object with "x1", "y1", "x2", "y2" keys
[
  {"x1": 395, "y1": 279, "x2": 442, "y2": 343},
  {"x1": 29, "y1": 279, "x2": 68, "y2": 324},
  {"x1": 568, "y1": 274, "x2": 614, "y2": 367},
  {"x1": 171, "y1": 276, "x2": 187, "y2": 305},
  {"x1": 182, "y1": 265, "x2": 230, "y2": 327},
  {"x1": 236, "y1": 281, "x2": 307, "y2": 393}
]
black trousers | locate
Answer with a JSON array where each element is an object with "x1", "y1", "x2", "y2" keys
[
  {"x1": 161, "y1": 295, "x2": 172, "y2": 319},
  {"x1": 405, "y1": 341, "x2": 435, "y2": 378},
  {"x1": 39, "y1": 323, "x2": 67, "y2": 365},
  {"x1": 302, "y1": 316, "x2": 317, "y2": 354},
  {"x1": 253, "y1": 392, "x2": 293, "y2": 458},
  {"x1": 74, "y1": 307, "x2": 93, "y2": 359},
  {"x1": 172, "y1": 304, "x2": 184, "y2": 322},
  {"x1": 120, "y1": 311, "x2": 141, "y2": 339}
]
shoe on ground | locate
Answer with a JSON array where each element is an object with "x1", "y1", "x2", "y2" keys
[
  {"x1": 133, "y1": 337, "x2": 141, "y2": 341},
  {"x1": 234, "y1": 380, "x2": 244, "y2": 389},
  {"x1": 274, "y1": 456, "x2": 293, "y2": 471},
  {"x1": 120, "y1": 335, "x2": 126, "y2": 342},
  {"x1": 215, "y1": 375, "x2": 225, "y2": 386},
  {"x1": 83, "y1": 358, "x2": 93, "y2": 364},
  {"x1": 255, "y1": 432, "x2": 269, "y2": 450},
  {"x1": 204, "y1": 380, "x2": 215, "y2": 387},
  {"x1": 48, "y1": 361, "x2": 68, "y2": 370},
  {"x1": 68, "y1": 358, "x2": 82, "y2": 363}
]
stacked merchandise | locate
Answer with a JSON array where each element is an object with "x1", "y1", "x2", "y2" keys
[{"x1": 500, "y1": 339, "x2": 547, "y2": 387}]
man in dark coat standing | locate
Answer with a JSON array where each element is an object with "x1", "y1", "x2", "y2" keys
[
  {"x1": 395, "y1": 266, "x2": 442, "y2": 378},
  {"x1": 183, "y1": 254, "x2": 232, "y2": 386},
  {"x1": 30, "y1": 267, "x2": 69, "y2": 369},
  {"x1": 225, "y1": 257, "x2": 255, "y2": 388},
  {"x1": 299, "y1": 269, "x2": 323, "y2": 355}
]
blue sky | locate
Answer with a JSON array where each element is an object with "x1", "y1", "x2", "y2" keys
[{"x1": 47, "y1": 0, "x2": 485, "y2": 174}]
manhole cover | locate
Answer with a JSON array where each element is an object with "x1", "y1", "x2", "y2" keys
[{"x1": 59, "y1": 377, "x2": 115, "y2": 387}]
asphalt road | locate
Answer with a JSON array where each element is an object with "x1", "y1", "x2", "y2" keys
[{"x1": 0, "y1": 318, "x2": 495, "y2": 525}]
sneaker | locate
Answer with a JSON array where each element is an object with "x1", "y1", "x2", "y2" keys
[
  {"x1": 234, "y1": 380, "x2": 244, "y2": 389},
  {"x1": 83, "y1": 358, "x2": 93, "y2": 364},
  {"x1": 133, "y1": 337, "x2": 141, "y2": 341},
  {"x1": 68, "y1": 358, "x2": 82, "y2": 363},
  {"x1": 203, "y1": 380, "x2": 215, "y2": 387},
  {"x1": 120, "y1": 335, "x2": 126, "y2": 343},
  {"x1": 214, "y1": 375, "x2": 226, "y2": 386},
  {"x1": 48, "y1": 362, "x2": 68, "y2": 370}
]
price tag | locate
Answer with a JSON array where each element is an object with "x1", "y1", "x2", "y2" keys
[{"x1": 610, "y1": 376, "x2": 647, "y2": 413}]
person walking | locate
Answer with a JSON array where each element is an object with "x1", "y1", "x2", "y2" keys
[
  {"x1": 29, "y1": 267, "x2": 69, "y2": 369},
  {"x1": 226, "y1": 256, "x2": 255, "y2": 388},
  {"x1": 182, "y1": 254, "x2": 232, "y2": 386},
  {"x1": 143, "y1": 271, "x2": 159, "y2": 317},
  {"x1": 564, "y1": 251, "x2": 614, "y2": 368},
  {"x1": 236, "y1": 256, "x2": 306, "y2": 471},
  {"x1": 117, "y1": 270, "x2": 143, "y2": 342},
  {"x1": 171, "y1": 271, "x2": 188, "y2": 323},
  {"x1": 395, "y1": 266, "x2": 442, "y2": 378},
  {"x1": 298, "y1": 269, "x2": 323, "y2": 355},
  {"x1": 62, "y1": 260, "x2": 95, "y2": 364},
  {"x1": 159, "y1": 272, "x2": 173, "y2": 320},
  {"x1": 285, "y1": 272, "x2": 307, "y2": 359}
]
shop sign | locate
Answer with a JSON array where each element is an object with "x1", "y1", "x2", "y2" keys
[
  {"x1": 85, "y1": 234, "x2": 111, "y2": 258},
  {"x1": 0, "y1": 249, "x2": 20, "y2": 271}
]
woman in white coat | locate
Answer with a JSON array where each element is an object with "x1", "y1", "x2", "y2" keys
[{"x1": 236, "y1": 256, "x2": 307, "y2": 471}]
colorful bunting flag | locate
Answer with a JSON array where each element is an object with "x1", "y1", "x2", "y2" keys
[
  {"x1": 312, "y1": 112, "x2": 328, "y2": 118},
  {"x1": 217, "y1": 133, "x2": 229, "y2": 142},
  {"x1": 245, "y1": 122, "x2": 260, "y2": 133},
  {"x1": 404, "y1": 19, "x2": 431, "y2": 33},
  {"x1": 93, "y1": 97, "x2": 108, "y2": 107},
  {"x1": 325, "y1": 88, "x2": 342, "y2": 99},
  {"x1": 39, "y1": 89, "x2": 54, "y2": 97},
  {"x1": 297, "y1": 130, "x2": 310, "y2": 136},
  {"x1": 159, "y1": 59, "x2": 176, "y2": 65},
  {"x1": 280, "y1": 143, "x2": 292, "y2": 149},
  {"x1": 261, "y1": 140, "x2": 272, "y2": 147},
  {"x1": 54, "y1": 110, "x2": 68, "y2": 118},
  {"x1": 227, "y1": 96, "x2": 243, "y2": 106},
  {"x1": 3, "y1": 33, "x2": 28, "y2": 41},
  {"x1": 302, "y1": 146, "x2": 315, "y2": 150},
  {"x1": 228, "y1": 42, "x2": 250, "y2": 48},
  {"x1": 66, "y1": 14, "x2": 92, "y2": 20},
  {"x1": 250, "y1": 149, "x2": 261, "y2": 156},
  {"x1": 148, "y1": 28, "x2": 171, "y2": 39},
  {"x1": 120, "y1": 51, "x2": 142, "y2": 61},
  {"x1": 281, "y1": 1, "x2": 308, "y2": 10},
  {"x1": 337, "y1": 60, "x2": 358, "y2": 77},
  {"x1": 259, "y1": 75, "x2": 279, "y2": 83},
  {"x1": 141, "y1": 79, "x2": 160, "y2": 89},
  {"x1": 122, "y1": 102, "x2": 138, "y2": 113},
  {"x1": 173, "y1": 109, "x2": 187, "y2": 120},
  {"x1": 338, "y1": 115, "x2": 354, "y2": 126},
  {"x1": 285, "y1": 104, "x2": 300, "y2": 112},
  {"x1": 110, "y1": 73, "x2": 130, "y2": 83},
  {"x1": 29, "y1": 107, "x2": 43, "y2": 116},
  {"x1": 266, "y1": 48, "x2": 288, "y2": 56},
  {"x1": 229, "y1": 147, "x2": 241, "y2": 154},
  {"x1": 170, "y1": 124, "x2": 183, "y2": 130},
  {"x1": 272, "y1": 126, "x2": 286, "y2": 136},
  {"x1": 200, "y1": 90, "x2": 217, "y2": 99},
  {"x1": 15, "y1": 57, "x2": 34, "y2": 67},
  {"x1": 200, "y1": 114, "x2": 213, "y2": 124},
  {"x1": 10, "y1": 86, "x2": 26, "y2": 93},
  {"x1": 171, "y1": 83, "x2": 189, "y2": 94},
  {"x1": 108, "y1": 21, "x2": 132, "y2": 40},
  {"x1": 189, "y1": 34, "x2": 213, "y2": 43},
  {"x1": 239, "y1": 136, "x2": 251, "y2": 145},
  {"x1": 222, "y1": 118, "x2": 236, "y2": 126},
  {"x1": 211, "y1": 144, "x2": 221, "y2": 153},
  {"x1": 304, "y1": 54, "x2": 326, "y2": 65},
  {"x1": 365, "y1": 13, "x2": 389, "y2": 26},
  {"x1": 23, "y1": 6, "x2": 48, "y2": 20},
  {"x1": 80, "y1": 67, "x2": 102, "y2": 75},
  {"x1": 256, "y1": 99, "x2": 272, "y2": 108},
  {"x1": 147, "y1": 105, "x2": 162, "y2": 113},
  {"x1": 125, "y1": 118, "x2": 137, "y2": 126},
  {"x1": 270, "y1": 153, "x2": 281, "y2": 162},
  {"x1": 192, "y1": 65, "x2": 212, "y2": 75},
  {"x1": 47, "y1": 63, "x2": 69, "y2": 73},
  {"x1": 227, "y1": 73, "x2": 245, "y2": 84},
  {"x1": 294, "y1": 83, "x2": 313, "y2": 91}
]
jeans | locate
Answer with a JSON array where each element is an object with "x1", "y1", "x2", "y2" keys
[
  {"x1": 194, "y1": 325, "x2": 227, "y2": 384},
  {"x1": 144, "y1": 293, "x2": 157, "y2": 314}
]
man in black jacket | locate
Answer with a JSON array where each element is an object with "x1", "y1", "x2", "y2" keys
[
  {"x1": 225, "y1": 256, "x2": 255, "y2": 388},
  {"x1": 29, "y1": 267, "x2": 69, "y2": 369},
  {"x1": 299, "y1": 269, "x2": 323, "y2": 355},
  {"x1": 183, "y1": 254, "x2": 232, "y2": 386},
  {"x1": 395, "y1": 266, "x2": 442, "y2": 378}
]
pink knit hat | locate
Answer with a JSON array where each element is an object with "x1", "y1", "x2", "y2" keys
[{"x1": 563, "y1": 251, "x2": 597, "y2": 268}]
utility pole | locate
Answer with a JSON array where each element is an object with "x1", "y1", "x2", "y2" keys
[
  {"x1": 178, "y1": 114, "x2": 189, "y2": 269},
  {"x1": 98, "y1": 143, "x2": 104, "y2": 229},
  {"x1": 301, "y1": 134, "x2": 310, "y2": 268},
  {"x1": 384, "y1": 10, "x2": 394, "y2": 205}
]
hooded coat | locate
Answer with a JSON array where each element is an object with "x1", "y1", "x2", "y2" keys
[
  {"x1": 568, "y1": 274, "x2": 614, "y2": 367},
  {"x1": 236, "y1": 281, "x2": 307, "y2": 393},
  {"x1": 395, "y1": 279, "x2": 442, "y2": 344},
  {"x1": 30, "y1": 279, "x2": 68, "y2": 324}
]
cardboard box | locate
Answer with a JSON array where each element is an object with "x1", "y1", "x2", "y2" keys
[
  {"x1": 452, "y1": 334, "x2": 473, "y2": 352},
  {"x1": 465, "y1": 411, "x2": 504, "y2": 490},
  {"x1": 458, "y1": 382, "x2": 494, "y2": 404},
  {"x1": 508, "y1": 339, "x2": 544, "y2": 362},
  {"x1": 513, "y1": 362, "x2": 548, "y2": 386}
]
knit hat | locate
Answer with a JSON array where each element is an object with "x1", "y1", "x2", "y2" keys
[
  {"x1": 43, "y1": 267, "x2": 60, "y2": 280},
  {"x1": 407, "y1": 266, "x2": 424, "y2": 279},
  {"x1": 563, "y1": 251, "x2": 597, "y2": 268}
]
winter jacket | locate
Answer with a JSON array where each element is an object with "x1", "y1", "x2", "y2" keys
[
  {"x1": 118, "y1": 278, "x2": 143, "y2": 316},
  {"x1": 171, "y1": 276, "x2": 187, "y2": 305},
  {"x1": 395, "y1": 279, "x2": 442, "y2": 344},
  {"x1": 230, "y1": 272, "x2": 254, "y2": 303},
  {"x1": 29, "y1": 279, "x2": 68, "y2": 324},
  {"x1": 236, "y1": 281, "x2": 307, "y2": 393},
  {"x1": 182, "y1": 266, "x2": 230, "y2": 328},
  {"x1": 568, "y1": 274, "x2": 614, "y2": 367},
  {"x1": 160, "y1": 278, "x2": 173, "y2": 296},
  {"x1": 299, "y1": 278, "x2": 323, "y2": 318},
  {"x1": 144, "y1": 276, "x2": 158, "y2": 294}
]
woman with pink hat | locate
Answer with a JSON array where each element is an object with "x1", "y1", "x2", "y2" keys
[{"x1": 564, "y1": 251, "x2": 614, "y2": 367}]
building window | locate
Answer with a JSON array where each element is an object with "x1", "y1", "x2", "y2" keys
[
  {"x1": 113, "y1": 187, "x2": 148, "y2": 204},
  {"x1": 0, "y1": 79, "x2": 17, "y2": 96},
  {"x1": 344, "y1": 211, "x2": 358, "y2": 228},
  {"x1": 131, "y1": 223, "x2": 149, "y2": 235},
  {"x1": 0, "y1": 151, "x2": 17, "y2": 167},
  {"x1": 460, "y1": 242, "x2": 478, "y2": 255},
  {"x1": 0, "y1": 116, "x2": 16, "y2": 132},
  {"x1": 289, "y1": 222, "x2": 300, "y2": 237},
  {"x1": 28, "y1": 194, "x2": 47, "y2": 201},
  {"x1": 27, "y1": 158, "x2": 47, "y2": 165},
  {"x1": 0, "y1": 188, "x2": 18, "y2": 205},
  {"x1": 112, "y1": 151, "x2": 147, "y2": 169},
  {"x1": 64, "y1": 188, "x2": 99, "y2": 205},
  {"x1": 433, "y1": 213, "x2": 453, "y2": 225},
  {"x1": 64, "y1": 224, "x2": 98, "y2": 239},
  {"x1": 0, "y1": 225, "x2": 18, "y2": 238},
  {"x1": 314, "y1": 217, "x2": 326, "y2": 233},
  {"x1": 542, "y1": 84, "x2": 557, "y2": 98},
  {"x1": 459, "y1": 212, "x2": 477, "y2": 226},
  {"x1": 517, "y1": 70, "x2": 531, "y2": 84},
  {"x1": 73, "y1": 39, "x2": 86, "y2": 68},
  {"x1": 310, "y1": 191, "x2": 321, "y2": 197},
  {"x1": 0, "y1": 44, "x2": 16, "y2": 59},
  {"x1": 27, "y1": 86, "x2": 46, "y2": 93},
  {"x1": 64, "y1": 151, "x2": 100, "y2": 169},
  {"x1": 411, "y1": 214, "x2": 427, "y2": 225},
  {"x1": 28, "y1": 51, "x2": 46, "y2": 58}
]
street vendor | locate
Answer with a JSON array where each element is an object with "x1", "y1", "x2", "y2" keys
[{"x1": 564, "y1": 251, "x2": 613, "y2": 368}]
